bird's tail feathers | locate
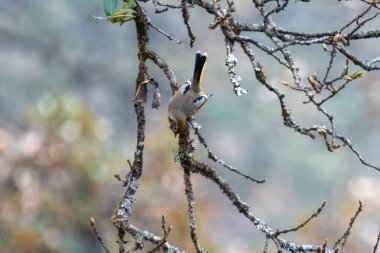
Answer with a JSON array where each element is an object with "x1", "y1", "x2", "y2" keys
[{"x1": 192, "y1": 51, "x2": 208, "y2": 93}]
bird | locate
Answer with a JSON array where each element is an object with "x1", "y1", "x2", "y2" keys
[{"x1": 168, "y1": 51, "x2": 210, "y2": 136}]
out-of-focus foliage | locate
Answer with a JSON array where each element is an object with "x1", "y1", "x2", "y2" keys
[
  {"x1": 0, "y1": 94, "x2": 121, "y2": 253},
  {"x1": 0, "y1": 0, "x2": 379, "y2": 252}
]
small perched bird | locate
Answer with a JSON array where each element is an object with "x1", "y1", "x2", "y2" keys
[{"x1": 168, "y1": 51, "x2": 210, "y2": 136}]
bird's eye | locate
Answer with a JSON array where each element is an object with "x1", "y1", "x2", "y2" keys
[{"x1": 168, "y1": 117, "x2": 178, "y2": 132}]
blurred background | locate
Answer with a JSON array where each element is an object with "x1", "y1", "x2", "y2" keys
[{"x1": 0, "y1": 0, "x2": 379, "y2": 252}]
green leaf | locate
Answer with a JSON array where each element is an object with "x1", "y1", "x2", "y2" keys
[
  {"x1": 125, "y1": 0, "x2": 136, "y2": 9},
  {"x1": 349, "y1": 70, "x2": 365, "y2": 80},
  {"x1": 108, "y1": 15, "x2": 134, "y2": 23},
  {"x1": 103, "y1": 0, "x2": 118, "y2": 16},
  {"x1": 116, "y1": 8, "x2": 136, "y2": 16}
]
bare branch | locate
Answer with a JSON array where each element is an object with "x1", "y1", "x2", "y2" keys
[
  {"x1": 338, "y1": 46, "x2": 380, "y2": 71},
  {"x1": 183, "y1": 168, "x2": 205, "y2": 253},
  {"x1": 111, "y1": 6, "x2": 149, "y2": 252},
  {"x1": 225, "y1": 43, "x2": 248, "y2": 96}
]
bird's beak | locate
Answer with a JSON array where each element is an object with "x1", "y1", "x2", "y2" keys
[{"x1": 174, "y1": 132, "x2": 178, "y2": 138}]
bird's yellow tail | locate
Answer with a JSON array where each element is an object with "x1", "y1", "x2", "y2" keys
[{"x1": 192, "y1": 51, "x2": 208, "y2": 93}]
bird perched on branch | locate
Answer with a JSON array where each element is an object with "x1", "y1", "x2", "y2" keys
[{"x1": 168, "y1": 51, "x2": 210, "y2": 136}]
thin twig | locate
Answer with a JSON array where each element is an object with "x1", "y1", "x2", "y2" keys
[
  {"x1": 146, "y1": 215, "x2": 172, "y2": 253},
  {"x1": 276, "y1": 201, "x2": 327, "y2": 235},
  {"x1": 147, "y1": 17, "x2": 182, "y2": 44},
  {"x1": 146, "y1": 50, "x2": 178, "y2": 92},
  {"x1": 333, "y1": 201, "x2": 363, "y2": 250},
  {"x1": 153, "y1": 0, "x2": 194, "y2": 9},
  {"x1": 339, "y1": 4, "x2": 373, "y2": 33},
  {"x1": 334, "y1": 132, "x2": 380, "y2": 171},
  {"x1": 347, "y1": 12, "x2": 379, "y2": 40},
  {"x1": 182, "y1": 0, "x2": 196, "y2": 47},
  {"x1": 191, "y1": 121, "x2": 265, "y2": 183},
  {"x1": 125, "y1": 224, "x2": 186, "y2": 253},
  {"x1": 90, "y1": 217, "x2": 111, "y2": 253},
  {"x1": 373, "y1": 229, "x2": 380, "y2": 253}
]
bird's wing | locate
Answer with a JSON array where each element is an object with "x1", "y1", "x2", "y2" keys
[{"x1": 193, "y1": 94, "x2": 209, "y2": 113}]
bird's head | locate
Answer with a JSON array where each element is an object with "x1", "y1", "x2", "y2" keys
[{"x1": 168, "y1": 116, "x2": 187, "y2": 137}]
